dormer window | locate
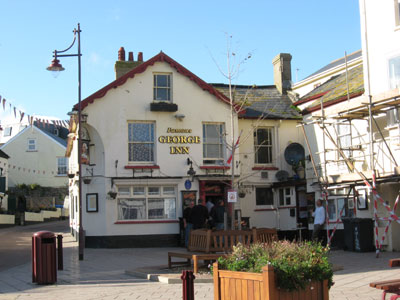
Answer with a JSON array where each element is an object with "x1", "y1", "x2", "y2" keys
[{"x1": 153, "y1": 73, "x2": 171, "y2": 101}]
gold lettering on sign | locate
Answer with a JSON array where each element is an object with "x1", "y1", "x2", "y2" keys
[
  {"x1": 158, "y1": 136, "x2": 200, "y2": 144},
  {"x1": 170, "y1": 146, "x2": 190, "y2": 154},
  {"x1": 167, "y1": 128, "x2": 192, "y2": 133}
]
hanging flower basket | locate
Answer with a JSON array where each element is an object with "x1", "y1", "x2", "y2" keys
[
  {"x1": 67, "y1": 173, "x2": 75, "y2": 179},
  {"x1": 83, "y1": 178, "x2": 91, "y2": 184},
  {"x1": 108, "y1": 191, "x2": 117, "y2": 199}
]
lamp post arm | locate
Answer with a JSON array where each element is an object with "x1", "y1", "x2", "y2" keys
[{"x1": 52, "y1": 30, "x2": 77, "y2": 58}]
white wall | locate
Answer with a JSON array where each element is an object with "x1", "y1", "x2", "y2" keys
[
  {"x1": 71, "y1": 60, "x2": 239, "y2": 237},
  {"x1": 1, "y1": 126, "x2": 67, "y2": 187}
]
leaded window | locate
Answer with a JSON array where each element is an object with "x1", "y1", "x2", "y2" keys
[{"x1": 128, "y1": 122, "x2": 155, "y2": 162}]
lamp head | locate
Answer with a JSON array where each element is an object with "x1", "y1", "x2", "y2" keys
[{"x1": 47, "y1": 58, "x2": 65, "y2": 78}]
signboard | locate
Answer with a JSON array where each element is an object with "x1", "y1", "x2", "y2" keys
[
  {"x1": 227, "y1": 189, "x2": 237, "y2": 203},
  {"x1": 182, "y1": 190, "x2": 197, "y2": 209},
  {"x1": 184, "y1": 179, "x2": 192, "y2": 190}
]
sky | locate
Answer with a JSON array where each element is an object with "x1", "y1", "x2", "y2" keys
[{"x1": 0, "y1": 0, "x2": 361, "y2": 121}]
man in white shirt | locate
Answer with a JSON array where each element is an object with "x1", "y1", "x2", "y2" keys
[{"x1": 312, "y1": 199, "x2": 326, "y2": 241}]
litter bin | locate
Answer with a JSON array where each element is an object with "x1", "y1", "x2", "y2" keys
[
  {"x1": 341, "y1": 218, "x2": 374, "y2": 252},
  {"x1": 32, "y1": 231, "x2": 57, "y2": 284}
]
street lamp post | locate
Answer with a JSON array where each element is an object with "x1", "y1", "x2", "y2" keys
[{"x1": 47, "y1": 23, "x2": 84, "y2": 261}]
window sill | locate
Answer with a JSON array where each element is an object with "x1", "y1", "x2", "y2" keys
[
  {"x1": 124, "y1": 165, "x2": 160, "y2": 169},
  {"x1": 278, "y1": 205, "x2": 296, "y2": 209},
  {"x1": 252, "y1": 166, "x2": 279, "y2": 171},
  {"x1": 55, "y1": 174, "x2": 67, "y2": 177},
  {"x1": 26, "y1": 150, "x2": 38, "y2": 152},
  {"x1": 200, "y1": 166, "x2": 230, "y2": 170},
  {"x1": 114, "y1": 220, "x2": 179, "y2": 224},
  {"x1": 254, "y1": 208, "x2": 276, "y2": 211}
]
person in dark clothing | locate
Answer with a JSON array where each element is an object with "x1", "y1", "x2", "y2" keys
[
  {"x1": 190, "y1": 199, "x2": 209, "y2": 230},
  {"x1": 183, "y1": 200, "x2": 194, "y2": 247},
  {"x1": 210, "y1": 199, "x2": 225, "y2": 230}
]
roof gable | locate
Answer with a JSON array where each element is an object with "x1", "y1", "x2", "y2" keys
[
  {"x1": 76, "y1": 52, "x2": 232, "y2": 110},
  {"x1": 0, "y1": 125, "x2": 67, "y2": 150}
]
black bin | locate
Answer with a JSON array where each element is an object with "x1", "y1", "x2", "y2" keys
[
  {"x1": 32, "y1": 231, "x2": 57, "y2": 284},
  {"x1": 341, "y1": 218, "x2": 374, "y2": 252}
]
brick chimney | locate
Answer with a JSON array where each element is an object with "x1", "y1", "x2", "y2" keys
[
  {"x1": 272, "y1": 53, "x2": 292, "y2": 94},
  {"x1": 114, "y1": 47, "x2": 144, "y2": 79}
]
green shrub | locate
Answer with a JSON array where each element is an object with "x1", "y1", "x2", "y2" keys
[{"x1": 217, "y1": 241, "x2": 333, "y2": 292}]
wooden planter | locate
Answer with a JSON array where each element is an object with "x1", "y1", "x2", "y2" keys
[{"x1": 213, "y1": 262, "x2": 329, "y2": 300}]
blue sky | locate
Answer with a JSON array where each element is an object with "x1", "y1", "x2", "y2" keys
[{"x1": 0, "y1": 0, "x2": 361, "y2": 121}]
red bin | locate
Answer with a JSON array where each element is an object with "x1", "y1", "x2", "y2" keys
[{"x1": 32, "y1": 231, "x2": 57, "y2": 284}]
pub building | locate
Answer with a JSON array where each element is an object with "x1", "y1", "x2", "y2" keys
[{"x1": 66, "y1": 48, "x2": 304, "y2": 247}]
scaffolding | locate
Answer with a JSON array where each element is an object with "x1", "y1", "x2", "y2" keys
[{"x1": 302, "y1": 89, "x2": 400, "y2": 256}]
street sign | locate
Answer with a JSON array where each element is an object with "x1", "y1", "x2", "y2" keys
[{"x1": 227, "y1": 189, "x2": 237, "y2": 203}]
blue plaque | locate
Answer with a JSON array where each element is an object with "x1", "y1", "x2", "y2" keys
[{"x1": 184, "y1": 179, "x2": 192, "y2": 190}]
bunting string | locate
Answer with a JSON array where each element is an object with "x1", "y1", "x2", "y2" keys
[{"x1": 0, "y1": 93, "x2": 70, "y2": 128}]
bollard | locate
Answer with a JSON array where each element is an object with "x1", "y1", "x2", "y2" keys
[
  {"x1": 181, "y1": 270, "x2": 195, "y2": 300},
  {"x1": 57, "y1": 234, "x2": 63, "y2": 270}
]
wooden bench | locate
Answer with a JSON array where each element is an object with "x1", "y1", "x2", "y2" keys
[
  {"x1": 168, "y1": 228, "x2": 278, "y2": 273},
  {"x1": 370, "y1": 259, "x2": 400, "y2": 299}
]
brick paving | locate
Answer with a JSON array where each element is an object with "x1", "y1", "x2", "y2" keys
[{"x1": 0, "y1": 230, "x2": 399, "y2": 299}]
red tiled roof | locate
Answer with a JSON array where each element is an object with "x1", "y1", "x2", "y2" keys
[{"x1": 75, "y1": 51, "x2": 232, "y2": 110}]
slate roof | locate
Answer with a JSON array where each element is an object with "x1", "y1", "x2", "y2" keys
[
  {"x1": 212, "y1": 84, "x2": 301, "y2": 120},
  {"x1": 300, "y1": 64, "x2": 364, "y2": 114},
  {"x1": 0, "y1": 149, "x2": 9, "y2": 159},
  {"x1": 37, "y1": 127, "x2": 68, "y2": 147},
  {"x1": 303, "y1": 50, "x2": 362, "y2": 81}
]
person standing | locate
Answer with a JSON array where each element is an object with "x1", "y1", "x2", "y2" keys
[
  {"x1": 312, "y1": 199, "x2": 326, "y2": 241},
  {"x1": 190, "y1": 199, "x2": 209, "y2": 230},
  {"x1": 183, "y1": 200, "x2": 194, "y2": 247},
  {"x1": 210, "y1": 199, "x2": 225, "y2": 230}
]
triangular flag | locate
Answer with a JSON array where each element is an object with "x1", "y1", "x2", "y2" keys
[
  {"x1": 2, "y1": 98, "x2": 5, "y2": 110},
  {"x1": 19, "y1": 111, "x2": 25, "y2": 122},
  {"x1": 13, "y1": 107, "x2": 16, "y2": 118}
]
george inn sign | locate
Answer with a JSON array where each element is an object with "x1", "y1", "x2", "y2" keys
[{"x1": 158, "y1": 128, "x2": 201, "y2": 154}]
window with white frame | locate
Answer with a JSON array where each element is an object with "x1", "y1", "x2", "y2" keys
[
  {"x1": 387, "y1": 107, "x2": 400, "y2": 127},
  {"x1": 117, "y1": 186, "x2": 176, "y2": 220},
  {"x1": 254, "y1": 127, "x2": 274, "y2": 164},
  {"x1": 327, "y1": 197, "x2": 349, "y2": 222},
  {"x1": 255, "y1": 187, "x2": 274, "y2": 206},
  {"x1": 337, "y1": 122, "x2": 352, "y2": 159},
  {"x1": 278, "y1": 187, "x2": 294, "y2": 206},
  {"x1": 128, "y1": 122, "x2": 155, "y2": 162},
  {"x1": 153, "y1": 73, "x2": 171, "y2": 101},
  {"x1": 203, "y1": 123, "x2": 225, "y2": 165},
  {"x1": 389, "y1": 56, "x2": 400, "y2": 89},
  {"x1": 27, "y1": 138, "x2": 36, "y2": 151},
  {"x1": 57, "y1": 157, "x2": 68, "y2": 175},
  {"x1": 3, "y1": 127, "x2": 12, "y2": 137}
]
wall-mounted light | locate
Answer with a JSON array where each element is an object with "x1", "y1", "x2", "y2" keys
[
  {"x1": 175, "y1": 113, "x2": 185, "y2": 121},
  {"x1": 187, "y1": 158, "x2": 196, "y2": 182}
]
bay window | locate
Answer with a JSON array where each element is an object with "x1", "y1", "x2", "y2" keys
[{"x1": 117, "y1": 186, "x2": 176, "y2": 220}]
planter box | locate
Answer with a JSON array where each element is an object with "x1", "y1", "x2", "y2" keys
[
  {"x1": 213, "y1": 262, "x2": 329, "y2": 300},
  {"x1": 0, "y1": 214, "x2": 15, "y2": 224},
  {"x1": 41, "y1": 209, "x2": 61, "y2": 219},
  {"x1": 25, "y1": 211, "x2": 44, "y2": 222}
]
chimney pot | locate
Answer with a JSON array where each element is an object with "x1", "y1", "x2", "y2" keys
[
  {"x1": 138, "y1": 52, "x2": 143, "y2": 62},
  {"x1": 128, "y1": 52, "x2": 134, "y2": 61},
  {"x1": 118, "y1": 47, "x2": 126, "y2": 61}
]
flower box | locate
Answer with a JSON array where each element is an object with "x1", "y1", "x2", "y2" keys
[
  {"x1": 0, "y1": 214, "x2": 15, "y2": 225},
  {"x1": 213, "y1": 262, "x2": 329, "y2": 300}
]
